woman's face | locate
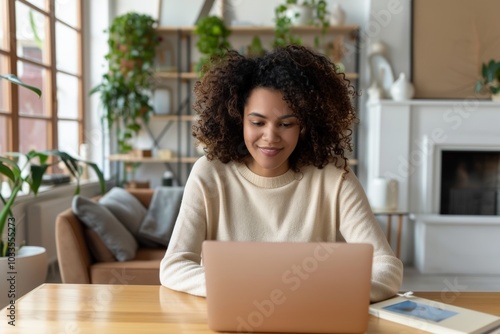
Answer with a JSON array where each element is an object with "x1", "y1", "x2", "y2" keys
[{"x1": 243, "y1": 87, "x2": 300, "y2": 177}]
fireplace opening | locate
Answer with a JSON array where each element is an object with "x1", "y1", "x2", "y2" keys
[{"x1": 440, "y1": 150, "x2": 500, "y2": 215}]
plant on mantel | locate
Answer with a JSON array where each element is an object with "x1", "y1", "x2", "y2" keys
[
  {"x1": 90, "y1": 12, "x2": 160, "y2": 155},
  {"x1": 0, "y1": 74, "x2": 106, "y2": 257},
  {"x1": 475, "y1": 59, "x2": 500, "y2": 100}
]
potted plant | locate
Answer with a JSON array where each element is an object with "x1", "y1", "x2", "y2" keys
[
  {"x1": 90, "y1": 12, "x2": 160, "y2": 154},
  {"x1": 475, "y1": 59, "x2": 500, "y2": 100},
  {"x1": 246, "y1": 36, "x2": 267, "y2": 58},
  {"x1": 273, "y1": 0, "x2": 329, "y2": 48},
  {"x1": 194, "y1": 15, "x2": 232, "y2": 75},
  {"x1": 1, "y1": 74, "x2": 105, "y2": 307}
]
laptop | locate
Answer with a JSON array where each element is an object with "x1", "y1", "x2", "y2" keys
[{"x1": 203, "y1": 241, "x2": 373, "y2": 333}]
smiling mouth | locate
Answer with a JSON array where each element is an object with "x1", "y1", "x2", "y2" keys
[{"x1": 258, "y1": 147, "x2": 282, "y2": 156}]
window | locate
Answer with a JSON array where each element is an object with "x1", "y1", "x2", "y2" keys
[{"x1": 0, "y1": 0, "x2": 83, "y2": 156}]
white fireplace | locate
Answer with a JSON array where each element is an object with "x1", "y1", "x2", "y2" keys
[{"x1": 364, "y1": 99, "x2": 500, "y2": 274}]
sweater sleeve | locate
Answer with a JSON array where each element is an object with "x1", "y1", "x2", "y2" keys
[
  {"x1": 159, "y1": 160, "x2": 209, "y2": 297},
  {"x1": 337, "y1": 170, "x2": 403, "y2": 302}
]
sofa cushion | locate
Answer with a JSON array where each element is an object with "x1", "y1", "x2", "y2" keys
[
  {"x1": 72, "y1": 196, "x2": 138, "y2": 261},
  {"x1": 139, "y1": 186, "x2": 184, "y2": 247},
  {"x1": 84, "y1": 228, "x2": 116, "y2": 262},
  {"x1": 99, "y1": 187, "x2": 158, "y2": 247},
  {"x1": 90, "y1": 248, "x2": 165, "y2": 285}
]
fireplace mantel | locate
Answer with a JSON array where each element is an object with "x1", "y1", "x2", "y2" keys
[
  {"x1": 364, "y1": 99, "x2": 500, "y2": 214},
  {"x1": 364, "y1": 99, "x2": 500, "y2": 273}
]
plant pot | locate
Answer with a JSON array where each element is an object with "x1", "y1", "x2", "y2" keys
[
  {"x1": 0, "y1": 246, "x2": 47, "y2": 308},
  {"x1": 286, "y1": 5, "x2": 313, "y2": 26}
]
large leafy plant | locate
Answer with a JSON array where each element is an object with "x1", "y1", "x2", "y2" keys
[
  {"x1": 0, "y1": 74, "x2": 105, "y2": 257},
  {"x1": 90, "y1": 12, "x2": 160, "y2": 154},
  {"x1": 194, "y1": 15, "x2": 232, "y2": 75}
]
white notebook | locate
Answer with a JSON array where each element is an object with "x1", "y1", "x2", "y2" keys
[{"x1": 369, "y1": 295, "x2": 500, "y2": 334}]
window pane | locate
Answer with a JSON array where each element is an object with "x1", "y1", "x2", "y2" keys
[
  {"x1": 55, "y1": 0, "x2": 78, "y2": 27},
  {"x1": 16, "y1": 2, "x2": 49, "y2": 65},
  {"x1": 0, "y1": 0, "x2": 8, "y2": 51},
  {"x1": 57, "y1": 72, "x2": 79, "y2": 119},
  {"x1": 0, "y1": 116, "x2": 10, "y2": 152},
  {"x1": 0, "y1": 55, "x2": 10, "y2": 112},
  {"x1": 55, "y1": 22, "x2": 78, "y2": 73},
  {"x1": 19, "y1": 118, "x2": 49, "y2": 153},
  {"x1": 25, "y1": 0, "x2": 46, "y2": 11},
  {"x1": 17, "y1": 61, "x2": 49, "y2": 116},
  {"x1": 58, "y1": 120, "x2": 79, "y2": 156}
]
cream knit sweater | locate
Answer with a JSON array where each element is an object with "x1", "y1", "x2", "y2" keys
[{"x1": 160, "y1": 156, "x2": 403, "y2": 302}]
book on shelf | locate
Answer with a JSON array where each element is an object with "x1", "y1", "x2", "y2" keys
[{"x1": 369, "y1": 295, "x2": 500, "y2": 334}]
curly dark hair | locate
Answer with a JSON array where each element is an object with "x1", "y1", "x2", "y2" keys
[{"x1": 192, "y1": 45, "x2": 358, "y2": 172}]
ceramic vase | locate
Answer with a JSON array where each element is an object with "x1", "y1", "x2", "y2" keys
[
  {"x1": 0, "y1": 246, "x2": 47, "y2": 308},
  {"x1": 390, "y1": 72, "x2": 414, "y2": 101},
  {"x1": 330, "y1": 4, "x2": 346, "y2": 26},
  {"x1": 286, "y1": 4, "x2": 313, "y2": 26}
]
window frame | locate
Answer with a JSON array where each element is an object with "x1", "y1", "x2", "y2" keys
[{"x1": 0, "y1": 0, "x2": 84, "y2": 154}]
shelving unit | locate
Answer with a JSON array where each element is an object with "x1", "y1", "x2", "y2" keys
[{"x1": 109, "y1": 24, "x2": 361, "y2": 186}]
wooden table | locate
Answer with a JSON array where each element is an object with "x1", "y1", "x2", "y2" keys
[{"x1": 1, "y1": 284, "x2": 499, "y2": 333}]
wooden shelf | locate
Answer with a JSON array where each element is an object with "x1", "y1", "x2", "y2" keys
[
  {"x1": 107, "y1": 154, "x2": 200, "y2": 164},
  {"x1": 154, "y1": 72, "x2": 198, "y2": 80},
  {"x1": 156, "y1": 25, "x2": 360, "y2": 35},
  {"x1": 155, "y1": 71, "x2": 358, "y2": 81},
  {"x1": 151, "y1": 114, "x2": 196, "y2": 121}
]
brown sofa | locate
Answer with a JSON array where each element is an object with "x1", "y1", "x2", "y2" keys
[{"x1": 55, "y1": 188, "x2": 166, "y2": 285}]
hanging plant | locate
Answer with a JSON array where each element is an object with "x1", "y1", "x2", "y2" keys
[
  {"x1": 90, "y1": 12, "x2": 160, "y2": 154},
  {"x1": 194, "y1": 16, "x2": 232, "y2": 75}
]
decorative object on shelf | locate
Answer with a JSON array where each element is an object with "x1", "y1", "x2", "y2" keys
[
  {"x1": 367, "y1": 81, "x2": 384, "y2": 101},
  {"x1": 273, "y1": 0, "x2": 329, "y2": 48},
  {"x1": 90, "y1": 12, "x2": 160, "y2": 155},
  {"x1": 162, "y1": 171, "x2": 174, "y2": 186},
  {"x1": 153, "y1": 85, "x2": 173, "y2": 115},
  {"x1": 475, "y1": 59, "x2": 500, "y2": 101},
  {"x1": 286, "y1": 2, "x2": 313, "y2": 26},
  {"x1": 368, "y1": 177, "x2": 398, "y2": 212},
  {"x1": 194, "y1": 15, "x2": 232, "y2": 75},
  {"x1": 155, "y1": 38, "x2": 176, "y2": 72},
  {"x1": 390, "y1": 72, "x2": 415, "y2": 101},
  {"x1": 367, "y1": 40, "x2": 395, "y2": 99},
  {"x1": 157, "y1": 149, "x2": 174, "y2": 160},
  {"x1": 329, "y1": 3, "x2": 346, "y2": 26}
]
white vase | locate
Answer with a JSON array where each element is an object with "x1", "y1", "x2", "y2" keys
[
  {"x1": 390, "y1": 72, "x2": 414, "y2": 101},
  {"x1": 330, "y1": 4, "x2": 346, "y2": 26},
  {"x1": 0, "y1": 246, "x2": 47, "y2": 308},
  {"x1": 286, "y1": 4, "x2": 313, "y2": 26},
  {"x1": 368, "y1": 178, "x2": 399, "y2": 212}
]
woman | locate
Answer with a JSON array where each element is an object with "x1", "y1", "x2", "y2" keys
[{"x1": 160, "y1": 45, "x2": 403, "y2": 302}]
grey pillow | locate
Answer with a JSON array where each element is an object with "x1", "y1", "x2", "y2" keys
[
  {"x1": 139, "y1": 186, "x2": 184, "y2": 247},
  {"x1": 98, "y1": 187, "x2": 157, "y2": 247},
  {"x1": 72, "y1": 196, "x2": 138, "y2": 261}
]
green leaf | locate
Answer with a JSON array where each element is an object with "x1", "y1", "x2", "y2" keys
[
  {"x1": 29, "y1": 164, "x2": 49, "y2": 194},
  {"x1": 0, "y1": 74, "x2": 42, "y2": 97},
  {"x1": 0, "y1": 162, "x2": 16, "y2": 183},
  {"x1": 0, "y1": 156, "x2": 22, "y2": 179}
]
